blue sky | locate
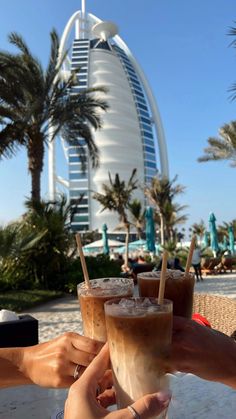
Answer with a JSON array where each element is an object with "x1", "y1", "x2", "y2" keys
[{"x1": 1, "y1": 0, "x2": 236, "y2": 235}]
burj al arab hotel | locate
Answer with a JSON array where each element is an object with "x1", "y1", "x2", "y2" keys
[{"x1": 48, "y1": 0, "x2": 169, "y2": 232}]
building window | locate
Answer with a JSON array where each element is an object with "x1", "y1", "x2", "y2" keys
[{"x1": 145, "y1": 161, "x2": 157, "y2": 169}]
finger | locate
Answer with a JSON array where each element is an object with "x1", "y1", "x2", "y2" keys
[
  {"x1": 127, "y1": 391, "x2": 171, "y2": 419},
  {"x1": 70, "y1": 333, "x2": 104, "y2": 355},
  {"x1": 79, "y1": 343, "x2": 110, "y2": 391},
  {"x1": 69, "y1": 348, "x2": 97, "y2": 367},
  {"x1": 97, "y1": 388, "x2": 116, "y2": 408},
  {"x1": 98, "y1": 369, "x2": 113, "y2": 393}
]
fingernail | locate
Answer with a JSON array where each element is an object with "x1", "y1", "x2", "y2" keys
[{"x1": 156, "y1": 390, "x2": 172, "y2": 404}]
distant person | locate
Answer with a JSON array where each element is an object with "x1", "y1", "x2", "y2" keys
[
  {"x1": 116, "y1": 254, "x2": 124, "y2": 266},
  {"x1": 173, "y1": 257, "x2": 185, "y2": 272},
  {"x1": 136, "y1": 255, "x2": 146, "y2": 264},
  {"x1": 192, "y1": 245, "x2": 203, "y2": 281},
  {"x1": 153, "y1": 257, "x2": 171, "y2": 271}
]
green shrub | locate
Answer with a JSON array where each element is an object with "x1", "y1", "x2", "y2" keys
[{"x1": 66, "y1": 254, "x2": 122, "y2": 293}]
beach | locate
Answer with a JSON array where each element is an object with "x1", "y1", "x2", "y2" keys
[{"x1": 0, "y1": 274, "x2": 236, "y2": 418}]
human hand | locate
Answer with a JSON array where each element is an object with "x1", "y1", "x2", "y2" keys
[
  {"x1": 18, "y1": 332, "x2": 103, "y2": 388},
  {"x1": 171, "y1": 316, "x2": 236, "y2": 388},
  {"x1": 64, "y1": 343, "x2": 171, "y2": 419}
]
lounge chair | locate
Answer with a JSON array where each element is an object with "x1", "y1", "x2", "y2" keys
[{"x1": 201, "y1": 257, "x2": 221, "y2": 275}]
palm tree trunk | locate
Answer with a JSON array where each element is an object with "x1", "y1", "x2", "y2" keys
[
  {"x1": 27, "y1": 134, "x2": 44, "y2": 204},
  {"x1": 160, "y1": 213, "x2": 165, "y2": 246},
  {"x1": 30, "y1": 167, "x2": 42, "y2": 203}
]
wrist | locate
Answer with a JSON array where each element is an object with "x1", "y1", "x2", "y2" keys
[{"x1": 0, "y1": 347, "x2": 32, "y2": 388}]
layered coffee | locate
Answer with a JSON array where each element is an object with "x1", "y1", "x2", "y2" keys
[
  {"x1": 138, "y1": 270, "x2": 195, "y2": 318},
  {"x1": 105, "y1": 297, "x2": 172, "y2": 419},
  {"x1": 77, "y1": 277, "x2": 134, "y2": 342}
]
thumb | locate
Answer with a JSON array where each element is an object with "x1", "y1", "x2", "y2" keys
[{"x1": 127, "y1": 390, "x2": 171, "y2": 419}]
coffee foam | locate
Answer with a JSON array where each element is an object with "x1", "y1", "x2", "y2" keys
[
  {"x1": 138, "y1": 269, "x2": 192, "y2": 281},
  {"x1": 78, "y1": 277, "x2": 133, "y2": 296}
]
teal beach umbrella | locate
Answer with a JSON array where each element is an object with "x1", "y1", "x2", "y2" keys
[
  {"x1": 203, "y1": 231, "x2": 209, "y2": 248},
  {"x1": 223, "y1": 235, "x2": 228, "y2": 250},
  {"x1": 145, "y1": 207, "x2": 156, "y2": 253},
  {"x1": 228, "y1": 226, "x2": 235, "y2": 255},
  {"x1": 208, "y1": 212, "x2": 219, "y2": 254},
  {"x1": 102, "y1": 223, "x2": 109, "y2": 255}
]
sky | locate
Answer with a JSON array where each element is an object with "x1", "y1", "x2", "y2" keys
[{"x1": 0, "y1": 0, "x2": 236, "y2": 235}]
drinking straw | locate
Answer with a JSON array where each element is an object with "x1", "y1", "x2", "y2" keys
[
  {"x1": 76, "y1": 233, "x2": 91, "y2": 289},
  {"x1": 185, "y1": 235, "x2": 196, "y2": 274},
  {"x1": 158, "y1": 250, "x2": 168, "y2": 304}
]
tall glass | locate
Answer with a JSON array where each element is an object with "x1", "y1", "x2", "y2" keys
[
  {"x1": 138, "y1": 269, "x2": 195, "y2": 318},
  {"x1": 105, "y1": 297, "x2": 172, "y2": 419},
  {"x1": 77, "y1": 277, "x2": 134, "y2": 342}
]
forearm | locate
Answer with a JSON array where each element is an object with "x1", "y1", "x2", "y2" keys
[
  {"x1": 0, "y1": 347, "x2": 32, "y2": 388},
  {"x1": 172, "y1": 317, "x2": 236, "y2": 390},
  {"x1": 214, "y1": 336, "x2": 236, "y2": 389}
]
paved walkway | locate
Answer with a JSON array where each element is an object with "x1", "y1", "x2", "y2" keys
[{"x1": 0, "y1": 274, "x2": 235, "y2": 418}]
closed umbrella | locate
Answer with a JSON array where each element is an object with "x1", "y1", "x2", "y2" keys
[
  {"x1": 102, "y1": 223, "x2": 109, "y2": 255},
  {"x1": 145, "y1": 207, "x2": 156, "y2": 253},
  {"x1": 203, "y1": 231, "x2": 209, "y2": 248},
  {"x1": 228, "y1": 226, "x2": 235, "y2": 255},
  {"x1": 223, "y1": 235, "x2": 228, "y2": 250},
  {"x1": 208, "y1": 212, "x2": 219, "y2": 256}
]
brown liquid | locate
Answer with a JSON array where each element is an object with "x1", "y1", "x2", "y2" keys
[
  {"x1": 105, "y1": 298, "x2": 172, "y2": 419},
  {"x1": 78, "y1": 278, "x2": 133, "y2": 342},
  {"x1": 138, "y1": 270, "x2": 195, "y2": 318}
]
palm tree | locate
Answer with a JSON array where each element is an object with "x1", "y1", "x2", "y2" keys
[
  {"x1": 0, "y1": 30, "x2": 108, "y2": 204},
  {"x1": 217, "y1": 219, "x2": 236, "y2": 242},
  {"x1": 198, "y1": 122, "x2": 236, "y2": 166},
  {"x1": 144, "y1": 175, "x2": 186, "y2": 245},
  {"x1": 191, "y1": 219, "x2": 206, "y2": 242},
  {"x1": 128, "y1": 199, "x2": 145, "y2": 239},
  {"x1": 93, "y1": 169, "x2": 138, "y2": 266},
  {"x1": 164, "y1": 202, "x2": 188, "y2": 242}
]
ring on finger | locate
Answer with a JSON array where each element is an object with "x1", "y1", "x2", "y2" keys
[
  {"x1": 73, "y1": 364, "x2": 82, "y2": 380},
  {"x1": 127, "y1": 405, "x2": 141, "y2": 419}
]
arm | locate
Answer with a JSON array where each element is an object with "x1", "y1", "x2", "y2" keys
[
  {"x1": 0, "y1": 348, "x2": 31, "y2": 388},
  {"x1": 171, "y1": 316, "x2": 236, "y2": 389},
  {"x1": 0, "y1": 332, "x2": 103, "y2": 389}
]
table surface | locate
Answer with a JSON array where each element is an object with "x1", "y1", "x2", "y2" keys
[
  {"x1": 0, "y1": 373, "x2": 235, "y2": 419},
  {"x1": 1, "y1": 283, "x2": 236, "y2": 419}
]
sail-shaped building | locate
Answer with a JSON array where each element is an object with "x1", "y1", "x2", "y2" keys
[{"x1": 48, "y1": 1, "x2": 169, "y2": 232}]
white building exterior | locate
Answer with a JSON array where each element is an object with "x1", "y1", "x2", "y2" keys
[{"x1": 48, "y1": 2, "x2": 169, "y2": 233}]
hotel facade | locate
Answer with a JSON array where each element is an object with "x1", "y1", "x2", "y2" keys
[{"x1": 48, "y1": 1, "x2": 169, "y2": 233}]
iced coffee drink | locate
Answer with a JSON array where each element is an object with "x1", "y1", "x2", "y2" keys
[
  {"x1": 105, "y1": 297, "x2": 172, "y2": 419},
  {"x1": 77, "y1": 277, "x2": 134, "y2": 342},
  {"x1": 138, "y1": 270, "x2": 195, "y2": 318}
]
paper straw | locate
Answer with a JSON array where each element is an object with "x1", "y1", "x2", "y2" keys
[
  {"x1": 76, "y1": 233, "x2": 91, "y2": 289},
  {"x1": 185, "y1": 235, "x2": 197, "y2": 273},
  {"x1": 158, "y1": 250, "x2": 168, "y2": 305}
]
